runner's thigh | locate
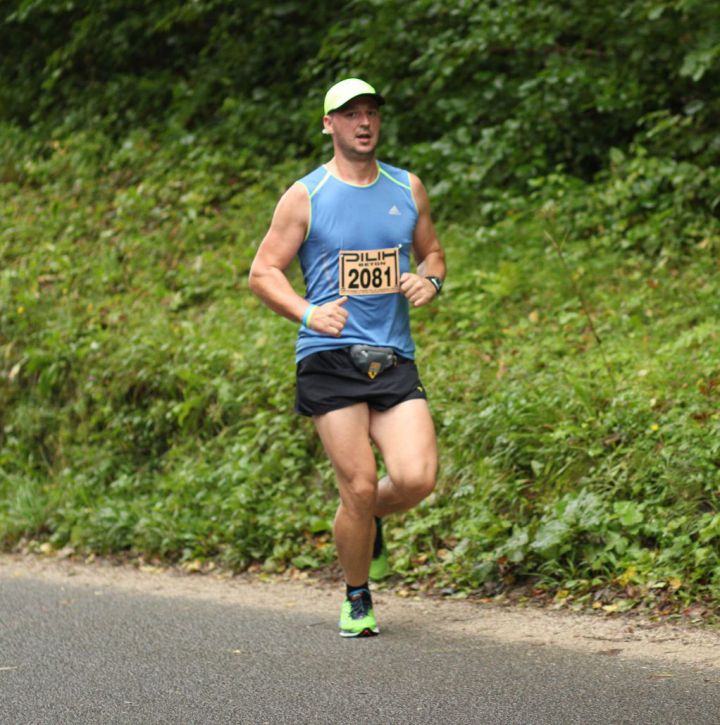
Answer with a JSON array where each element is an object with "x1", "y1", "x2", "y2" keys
[
  {"x1": 313, "y1": 403, "x2": 377, "y2": 486},
  {"x1": 368, "y1": 398, "x2": 437, "y2": 485}
]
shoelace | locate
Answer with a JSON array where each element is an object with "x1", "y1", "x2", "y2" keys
[{"x1": 349, "y1": 595, "x2": 370, "y2": 620}]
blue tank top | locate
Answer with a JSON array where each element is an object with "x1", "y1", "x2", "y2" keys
[
  {"x1": 295, "y1": 163, "x2": 418, "y2": 362},
  {"x1": 295, "y1": 162, "x2": 419, "y2": 362}
]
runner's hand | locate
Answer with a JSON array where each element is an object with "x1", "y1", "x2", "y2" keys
[
  {"x1": 308, "y1": 296, "x2": 349, "y2": 337},
  {"x1": 399, "y1": 273, "x2": 437, "y2": 307}
]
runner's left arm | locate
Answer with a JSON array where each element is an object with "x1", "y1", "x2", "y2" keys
[{"x1": 399, "y1": 174, "x2": 446, "y2": 307}]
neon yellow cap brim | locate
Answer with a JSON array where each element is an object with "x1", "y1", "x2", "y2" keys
[{"x1": 324, "y1": 78, "x2": 385, "y2": 115}]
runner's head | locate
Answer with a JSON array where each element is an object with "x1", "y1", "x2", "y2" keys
[{"x1": 322, "y1": 78, "x2": 385, "y2": 137}]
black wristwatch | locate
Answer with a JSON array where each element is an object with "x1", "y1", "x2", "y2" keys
[{"x1": 425, "y1": 275, "x2": 443, "y2": 296}]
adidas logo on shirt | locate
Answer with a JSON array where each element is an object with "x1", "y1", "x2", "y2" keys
[{"x1": 388, "y1": 206, "x2": 401, "y2": 216}]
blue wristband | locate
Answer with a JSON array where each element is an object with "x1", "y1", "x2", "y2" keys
[{"x1": 301, "y1": 304, "x2": 317, "y2": 329}]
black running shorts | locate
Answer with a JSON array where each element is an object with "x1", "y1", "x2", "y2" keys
[{"x1": 295, "y1": 347, "x2": 428, "y2": 416}]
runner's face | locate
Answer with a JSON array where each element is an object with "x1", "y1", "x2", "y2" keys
[{"x1": 324, "y1": 97, "x2": 381, "y2": 159}]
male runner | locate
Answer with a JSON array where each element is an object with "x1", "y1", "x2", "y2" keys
[{"x1": 248, "y1": 78, "x2": 446, "y2": 637}]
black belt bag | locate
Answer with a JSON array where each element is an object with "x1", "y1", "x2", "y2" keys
[{"x1": 349, "y1": 345, "x2": 397, "y2": 380}]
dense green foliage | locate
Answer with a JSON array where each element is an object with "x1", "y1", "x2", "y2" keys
[
  {"x1": 2, "y1": 0, "x2": 719, "y2": 210},
  {"x1": 2, "y1": 1, "x2": 720, "y2": 611}
]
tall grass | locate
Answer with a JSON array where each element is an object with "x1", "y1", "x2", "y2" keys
[{"x1": 2, "y1": 126, "x2": 720, "y2": 610}]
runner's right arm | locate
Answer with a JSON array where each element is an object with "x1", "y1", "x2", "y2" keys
[{"x1": 248, "y1": 184, "x2": 348, "y2": 337}]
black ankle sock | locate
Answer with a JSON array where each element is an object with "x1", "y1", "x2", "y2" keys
[
  {"x1": 346, "y1": 582, "x2": 371, "y2": 602},
  {"x1": 372, "y1": 516, "x2": 384, "y2": 558}
]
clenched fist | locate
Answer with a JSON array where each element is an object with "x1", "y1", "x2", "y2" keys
[
  {"x1": 399, "y1": 273, "x2": 438, "y2": 307},
  {"x1": 307, "y1": 296, "x2": 349, "y2": 337}
]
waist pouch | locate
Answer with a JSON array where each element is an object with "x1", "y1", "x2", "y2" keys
[{"x1": 349, "y1": 345, "x2": 397, "y2": 380}]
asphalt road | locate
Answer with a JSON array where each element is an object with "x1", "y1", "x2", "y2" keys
[{"x1": 1, "y1": 569, "x2": 719, "y2": 724}]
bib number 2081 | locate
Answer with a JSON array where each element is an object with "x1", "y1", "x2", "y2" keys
[{"x1": 339, "y1": 247, "x2": 400, "y2": 296}]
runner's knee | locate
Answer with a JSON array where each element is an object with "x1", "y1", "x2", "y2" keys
[
  {"x1": 393, "y1": 466, "x2": 436, "y2": 504},
  {"x1": 338, "y1": 475, "x2": 378, "y2": 516}
]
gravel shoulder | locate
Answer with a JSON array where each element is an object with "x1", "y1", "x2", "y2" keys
[{"x1": 2, "y1": 552, "x2": 719, "y2": 673}]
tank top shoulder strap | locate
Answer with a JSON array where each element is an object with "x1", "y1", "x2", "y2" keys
[
  {"x1": 377, "y1": 162, "x2": 417, "y2": 211},
  {"x1": 297, "y1": 165, "x2": 332, "y2": 199}
]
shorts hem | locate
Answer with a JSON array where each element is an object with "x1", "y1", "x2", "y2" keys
[
  {"x1": 294, "y1": 400, "x2": 360, "y2": 417},
  {"x1": 295, "y1": 388, "x2": 428, "y2": 417}
]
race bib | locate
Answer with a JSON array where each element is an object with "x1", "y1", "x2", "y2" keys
[{"x1": 338, "y1": 247, "x2": 400, "y2": 296}]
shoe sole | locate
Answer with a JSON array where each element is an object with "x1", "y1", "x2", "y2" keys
[{"x1": 339, "y1": 627, "x2": 380, "y2": 638}]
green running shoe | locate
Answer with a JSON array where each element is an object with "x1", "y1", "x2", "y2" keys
[
  {"x1": 339, "y1": 589, "x2": 379, "y2": 637},
  {"x1": 369, "y1": 548, "x2": 390, "y2": 581},
  {"x1": 369, "y1": 516, "x2": 390, "y2": 581}
]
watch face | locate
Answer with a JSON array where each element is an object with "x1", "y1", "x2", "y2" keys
[{"x1": 427, "y1": 276, "x2": 442, "y2": 293}]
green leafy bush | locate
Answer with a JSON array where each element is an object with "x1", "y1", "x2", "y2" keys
[{"x1": 2, "y1": 1, "x2": 719, "y2": 210}]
